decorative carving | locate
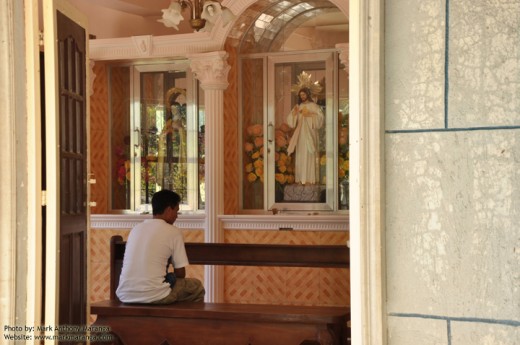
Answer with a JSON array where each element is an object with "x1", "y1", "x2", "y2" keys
[
  {"x1": 188, "y1": 51, "x2": 230, "y2": 90},
  {"x1": 132, "y1": 35, "x2": 153, "y2": 56},
  {"x1": 89, "y1": 60, "x2": 96, "y2": 96},
  {"x1": 336, "y1": 43, "x2": 348, "y2": 72}
]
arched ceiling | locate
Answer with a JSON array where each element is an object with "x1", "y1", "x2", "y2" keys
[{"x1": 227, "y1": 0, "x2": 347, "y2": 53}]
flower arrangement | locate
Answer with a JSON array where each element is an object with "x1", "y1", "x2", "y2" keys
[
  {"x1": 115, "y1": 145, "x2": 131, "y2": 186},
  {"x1": 274, "y1": 123, "x2": 295, "y2": 186},
  {"x1": 244, "y1": 124, "x2": 264, "y2": 183},
  {"x1": 338, "y1": 105, "x2": 349, "y2": 181}
]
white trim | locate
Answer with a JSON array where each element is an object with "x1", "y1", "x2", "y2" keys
[
  {"x1": 90, "y1": 214, "x2": 348, "y2": 232},
  {"x1": 25, "y1": 0, "x2": 43, "y2": 332},
  {"x1": 90, "y1": 214, "x2": 205, "y2": 229},
  {"x1": 0, "y1": 0, "x2": 17, "y2": 330},
  {"x1": 221, "y1": 215, "x2": 348, "y2": 231},
  {"x1": 350, "y1": 0, "x2": 386, "y2": 344}
]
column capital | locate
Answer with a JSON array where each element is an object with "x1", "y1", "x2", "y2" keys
[
  {"x1": 188, "y1": 51, "x2": 230, "y2": 90},
  {"x1": 336, "y1": 43, "x2": 348, "y2": 72}
]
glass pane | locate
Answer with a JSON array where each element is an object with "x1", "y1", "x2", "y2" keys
[
  {"x1": 110, "y1": 66, "x2": 131, "y2": 210},
  {"x1": 139, "y1": 71, "x2": 188, "y2": 207},
  {"x1": 338, "y1": 58, "x2": 349, "y2": 210},
  {"x1": 241, "y1": 58, "x2": 265, "y2": 209},
  {"x1": 273, "y1": 61, "x2": 327, "y2": 204},
  {"x1": 197, "y1": 82, "x2": 205, "y2": 210}
]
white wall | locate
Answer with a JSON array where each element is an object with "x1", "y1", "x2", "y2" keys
[{"x1": 385, "y1": 0, "x2": 520, "y2": 343}]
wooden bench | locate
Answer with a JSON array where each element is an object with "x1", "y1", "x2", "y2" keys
[{"x1": 91, "y1": 235, "x2": 350, "y2": 345}]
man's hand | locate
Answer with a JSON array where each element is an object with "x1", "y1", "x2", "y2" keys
[{"x1": 174, "y1": 267, "x2": 186, "y2": 278}]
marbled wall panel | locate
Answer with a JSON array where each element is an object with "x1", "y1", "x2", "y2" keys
[
  {"x1": 90, "y1": 62, "x2": 109, "y2": 214},
  {"x1": 449, "y1": 0, "x2": 520, "y2": 127},
  {"x1": 386, "y1": 130, "x2": 520, "y2": 320},
  {"x1": 451, "y1": 321, "x2": 520, "y2": 345},
  {"x1": 388, "y1": 316, "x2": 448, "y2": 345},
  {"x1": 224, "y1": 43, "x2": 240, "y2": 214},
  {"x1": 385, "y1": 0, "x2": 445, "y2": 130},
  {"x1": 223, "y1": 230, "x2": 350, "y2": 306}
]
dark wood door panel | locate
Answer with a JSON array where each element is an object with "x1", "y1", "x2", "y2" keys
[{"x1": 56, "y1": 10, "x2": 87, "y2": 330}]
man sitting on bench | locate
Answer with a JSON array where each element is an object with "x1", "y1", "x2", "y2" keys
[{"x1": 116, "y1": 189, "x2": 205, "y2": 304}]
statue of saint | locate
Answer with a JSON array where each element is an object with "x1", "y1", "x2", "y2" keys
[{"x1": 286, "y1": 87, "x2": 324, "y2": 185}]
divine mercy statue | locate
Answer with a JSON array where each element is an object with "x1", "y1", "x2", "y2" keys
[{"x1": 286, "y1": 86, "x2": 324, "y2": 185}]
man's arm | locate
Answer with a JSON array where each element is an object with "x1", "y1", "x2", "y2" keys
[{"x1": 173, "y1": 267, "x2": 186, "y2": 278}]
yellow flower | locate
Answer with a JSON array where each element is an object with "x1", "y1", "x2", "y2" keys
[
  {"x1": 253, "y1": 159, "x2": 263, "y2": 169},
  {"x1": 247, "y1": 172, "x2": 257, "y2": 183},
  {"x1": 252, "y1": 151, "x2": 260, "y2": 159},
  {"x1": 275, "y1": 173, "x2": 286, "y2": 184},
  {"x1": 342, "y1": 160, "x2": 349, "y2": 171},
  {"x1": 245, "y1": 163, "x2": 253, "y2": 172},
  {"x1": 278, "y1": 165, "x2": 287, "y2": 173},
  {"x1": 320, "y1": 155, "x2": 327, "y2": 165},
  {"x1": 255, "y1": 166, "x2": 264, "y2": 179}
]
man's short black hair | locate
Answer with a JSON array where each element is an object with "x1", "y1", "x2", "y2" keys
[{"x1": 151, "y1": 189, "x2": 181, "y2": 215}]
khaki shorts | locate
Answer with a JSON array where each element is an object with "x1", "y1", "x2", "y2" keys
[{"x1": 152, "y1": 278, "x2": 205, "y2": 304}]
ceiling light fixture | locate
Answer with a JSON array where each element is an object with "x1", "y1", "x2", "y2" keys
[{"x1": 158, "y1": 0, "x2": 235, "y2": 32}]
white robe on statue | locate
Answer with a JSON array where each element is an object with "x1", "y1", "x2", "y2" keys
[{"x1": 286, "y1": 102, "x2": 324, "y2": 184}]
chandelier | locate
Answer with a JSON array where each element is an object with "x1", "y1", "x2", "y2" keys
[{"x1": 158, "y1": 0, "x2": 235, "y2": 32}]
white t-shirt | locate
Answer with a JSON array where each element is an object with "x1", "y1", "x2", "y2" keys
[{"x1": 116, "y1": 219, "x2": 189, "y2": 303}]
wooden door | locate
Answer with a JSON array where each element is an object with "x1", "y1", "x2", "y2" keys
[
  {"x1": 43, "y1": 0, "x2": 89, "y2": 333},
  {"x1": 56, "y1": 10, "x2": 88, "y2": 327}
]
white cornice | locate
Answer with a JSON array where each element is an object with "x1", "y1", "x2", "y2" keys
[
  {"x1": 90, "y1": 214, "x2": 349, "y2": 231},
  {"x1": 89, "y1": 32, "x2": 221, "y2": 61},
  {"x1": 220, "y1": 214, "x2": 348, "y2": 231},
  {"x1": 90, "y1": 214, "x2": 205, "y2": 229}
]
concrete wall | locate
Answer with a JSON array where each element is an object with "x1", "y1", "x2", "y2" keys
[{"x1": 385, "y1": 0, "x2": 520, "y2": 343}]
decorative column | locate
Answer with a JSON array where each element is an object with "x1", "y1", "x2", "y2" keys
[
  {"x1": 336, "y1": 43, "x2": 348, "y2": 72},
  {"x1": 189, "y1": 51, "x2": 230, "y2": 302}
]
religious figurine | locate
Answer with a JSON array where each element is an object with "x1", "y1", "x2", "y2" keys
[{"x1": 286, "y1": 73, "x2": 324, "y2": 185}]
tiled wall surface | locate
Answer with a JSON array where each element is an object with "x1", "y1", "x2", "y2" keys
[{"x1": 90, "y1": 229, "x2": 349, "y2": 309}]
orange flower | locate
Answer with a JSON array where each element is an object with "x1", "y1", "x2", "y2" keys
[
  {"x1": 245, "y1": 163, "x2": 253, "y2": 173},
  {"x1": 339, "y1": 127, "x2": 348, "y2": 145},
  {"x1": 253, "y1": 158, "x2": 263, "y2": 169},
  {"x1": 254, "y1": 136, "x2": 264, "y2": 148},
  {"x1": 287, "y1": 175, "x2": 295, "y2": 184},
  {"x1": 251, "y1": 124, "x2": 263, "y2": 136},
  {"x1": 255, "y1": 166, "x2": 264, "y2": 179},
  {"x1": 275, "y1": 134, "x2": 287, "y2": 148},
  {"x1": 252, "y1": 151, "x2": 260, "y2": 159},
  {"x1": 247, "y1": 172, "x2": 258, "y2": 183},
  {"x1": 244, "y1": 142, "x2": 254, "y2": 152},
  {"x1": 278, "y1": 123, "x2": 291, "y2": 133},
  {"x1": 275, "y1": 173, "x2": 286, "y2": 184}
]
